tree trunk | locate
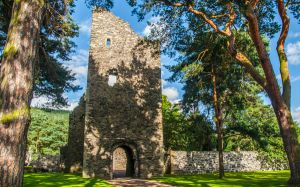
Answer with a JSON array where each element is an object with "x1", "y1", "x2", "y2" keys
[
  {"x1": 269, "y1": 95, "x2": 300, "y2": 185},
  {"x1": 243, "y1": 4, "x2": 300, "y2": 185},
  {"x1": 0, "y1": 1, "x2": 43, "y2": 186},
  {"x1": 212, "y1": 67, "x2": 224, "y2": 179}
]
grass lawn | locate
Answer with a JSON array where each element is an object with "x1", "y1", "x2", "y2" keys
[
  {"x1": 24, "y1": 171, "x2": 290, "y2": 187},
  {"x1": 23, "y1": 173, "x2": 113, "y2": 187},
  {"x1": 153, "y1": 170, "x2": 290, "y2": 187}
]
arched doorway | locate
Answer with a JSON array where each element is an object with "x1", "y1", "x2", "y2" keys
[{"x1": 112, "y1": 145, "x2": 135, "y2": 178}]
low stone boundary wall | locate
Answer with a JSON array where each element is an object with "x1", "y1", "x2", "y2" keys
[
  {"x1": 27, "y1": 150, "x2": 287, "y2": 174},
  {"x1": 30, "y1": 155, "x2": 63, "y2": 172},
  {"x1": 169, "y1": 151, "x2": 287, "y2": 174}
]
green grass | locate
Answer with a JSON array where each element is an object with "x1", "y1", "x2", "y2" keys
[
  {"x1": 24, "y1": 171, "x2": 290, "y2": 187},
  {"x1": 153, "y1": 171, "x2": 290, "y2": 187},
  {"x1": 23, "y1": 173, "x2": 112, "y2": 187}
]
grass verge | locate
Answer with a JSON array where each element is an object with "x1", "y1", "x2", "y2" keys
[
  {"x1": 152, "y1": 170, "x2": 290, "y2": 187},
  {"x1": 24, "y1": 173, "x2": 113, "y2": 187}
]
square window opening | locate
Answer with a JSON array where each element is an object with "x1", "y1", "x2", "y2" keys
[{"x1": 108, "y1": 74, "x2": 117, "y2": 86}]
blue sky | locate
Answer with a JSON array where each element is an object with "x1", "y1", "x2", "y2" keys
[{"x1": 32, "y1": 0, "x2": 300, "y2": 122}]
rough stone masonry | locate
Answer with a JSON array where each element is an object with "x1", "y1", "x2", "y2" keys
[
  {"x1": 168, "y1": 151, "x2": 287, "y2": 174},
  {"x1": 64, "y1": 8, "x2": 165, "y2": 179},
  {"x1": 62, "y1": 8, "x2": 287, "y2": 180}
]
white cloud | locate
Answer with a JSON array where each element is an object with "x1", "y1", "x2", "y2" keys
[
  {"x1": 276, "y1": 74, "x2": 282, "y2": 81},
  {"x1": 79, "y1": 19, "x2": 92, "y2": 35},
  {"x1": 162, "y1": 79, "x2": 167, "y2": 87},
  {"x1": 163, "y1": 87, "x2": 179, "y2": 102},
  {"x1": 292, "y1": 76, "x2": 300, "y2": 83},
  {"x1": 143, "y1": 17, "x2": 159, "y2": 36},
  {"x1": 172, "y1": 99, "x2": 181, "y2": 104},
  {"x1": 72, "y1": 66, "x2": 88, "y2": 77},
  {"x1": 31, "y1": 96, "x2": 51, "y2": 108},
  {"x1": 143, "y1": 16, "x2": 165, "y2": 38},
  {"x1": 31, "y1": 96, "x2": 79, "y2": 111},
  {"x1": 277, "y1": 75, "x2": 300, "y2": 83},
  {"x1": 289, "y1": 32, "x2": 300, "y2": 38},
  {"x1": 287, "y1": 41, "x2": 300, "y2": 65},
  {"x1": 292, "y1": 107, "x2": 300, "y2": 124},
  {"x1": 64, "y1": 49, "x2": 89, "y2": 79},
  {"x1": 61, "y1": 102, "x2": 79, "y2": 111},
  {"x1": 30, "y1": 95, "x2": 78, "y2": 111}
]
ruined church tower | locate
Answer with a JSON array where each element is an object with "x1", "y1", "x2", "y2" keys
[{"x1": 82, "y1": 8, "x2": 164, "y2": 179}]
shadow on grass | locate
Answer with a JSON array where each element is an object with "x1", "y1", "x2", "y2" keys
[
  {"x1": 23, "y1": 173, "x2": 112, "y2": 187},
  {"x1": 153, "y1": 171, "x2": 290, "y2": 187}
]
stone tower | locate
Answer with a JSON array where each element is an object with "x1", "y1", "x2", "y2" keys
[{"x1": 82, "y1": 9, "x2": 164, "y2": 179}]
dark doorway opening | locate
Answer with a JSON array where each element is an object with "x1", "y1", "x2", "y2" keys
[{"x1": 112, "y1": 145, "x2": 135, "y2": 178}]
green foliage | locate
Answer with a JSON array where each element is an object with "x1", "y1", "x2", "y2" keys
[
  {"x1": 85, "y1": 0, "x2": 113, "y2": 9},
  {"x1": 153, "y1": 171, "x2": 290, "y2": 187},
  {"x1": 225, "y1": 99, "x2": 287, "y2": 163},
  {"x1": 288, "y1": 0, "x2": 300, "y2": 23},
  {"x1": 0, "y1": 0, "x2": 81, "y2": 107},
  {"x1": 28, "y1": 108, "x2": 69, "y2": 160},
  {"x1": 162, "y1": 95, "x2": 214, "y2": 151},
  {"x1": 167, "y1": 31, "x2": 261, "y2": 153},
  {"x1": 122, "y1": 0, "x2": 281, "y2": 56},
  {"x1": 166, "y1": 30, "x2": 286, "y2": 163},
  {"x1": 84, "y1": 0, "x2": 138, "y2": 10},
  {"x1": 24, "y1": 173, "x2": 112, "y2": 187}
]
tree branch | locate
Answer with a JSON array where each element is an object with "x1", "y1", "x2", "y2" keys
[
  {"x1": 286, "y1": 1, "x2": 300, "y2": 7},
  {"x1": 277, "y1": 0, "x2": 291, "y2": 109},
  {"x1": 186, "y1": 4, "x2": 229, "y2": 36},
  {"x1": 160, "y1": 0, "x2": 268, "y2": 94},
  {"x1": 211, "y1": 14, "x2": 229, "y2": 19},
  {"x1": 233, "y1": 52, "x2": 267, "y2": 89},
  {"x1": 160, "y1": 0, "x2": 229, "y2": 36},
  {"x1": 222, "y1": 3, "x2": 267, "y2": 89},
  {"x1": 224, "y1": 2, "x2": 236, "y2": 34},
  {"x1": 243, "y1": 3, "x2": 282, "y2": 99},
  {"x1": 160, "y1": 0, "x2": 184, "y2": 7},
  {"x1": 251, "y1": 0, "x2": 260, "y2": 8}
]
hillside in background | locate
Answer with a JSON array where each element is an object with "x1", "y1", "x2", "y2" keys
[{"x1": 28, "y1": 108, "x2": 70, "y2": 160}]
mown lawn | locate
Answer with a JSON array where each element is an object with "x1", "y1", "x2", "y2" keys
[
  {"x1": 23, "y1": 173, "x2": 112, "y2": 187},
  {"x1": 153, "y1": 170, "x2": 290, "y2": 187},
  {"x1": 24, "y1": 171, "x2": 290, "y2": 187}
]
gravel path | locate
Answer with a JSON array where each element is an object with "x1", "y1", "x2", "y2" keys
[{"x1": 108, "y1": 178, "x2": 175, "y2": 187}]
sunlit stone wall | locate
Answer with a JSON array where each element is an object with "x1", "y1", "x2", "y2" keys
[{"x1": 169, "y1": 151, "x2": 288, "y2": 174}]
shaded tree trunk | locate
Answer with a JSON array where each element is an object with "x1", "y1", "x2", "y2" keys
[
  {"x1": 268, "y1": 91, "x2": 300, "y2": 185},
  {"x1": 243, "y1": 4, "x2": 300, "y2": 185},
  {"x1": 212, "y1": 67, "x2": 224, "y2": 179},
  {"x1": 0, "y1": 0, "x2": 43, "y2": 186}
]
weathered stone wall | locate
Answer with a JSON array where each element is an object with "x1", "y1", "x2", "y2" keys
[
  {"x1": 83, "y1": 8, "x2": 164, "y2": 179},
  {"x1": 169, "y1": 151, "x2": 288, "y2": 174},
  {"x1": 64, "y1": 95, "x2": 86, "y2": 173},
  {"x1": 30, "y1": 155, "x2": 62, "y2": 172}
]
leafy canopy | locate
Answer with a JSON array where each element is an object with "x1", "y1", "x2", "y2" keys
[{"x1": 162, "y1": 95, "x2": 214, "y2": 151}]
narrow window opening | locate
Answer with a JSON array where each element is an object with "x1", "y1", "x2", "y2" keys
[
  {"x1": 106, "y1": 38, "x2": 111, "y2": 48},
  {"x1": 108, "y1": 74, "x2": 117, "y2": 87}
]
